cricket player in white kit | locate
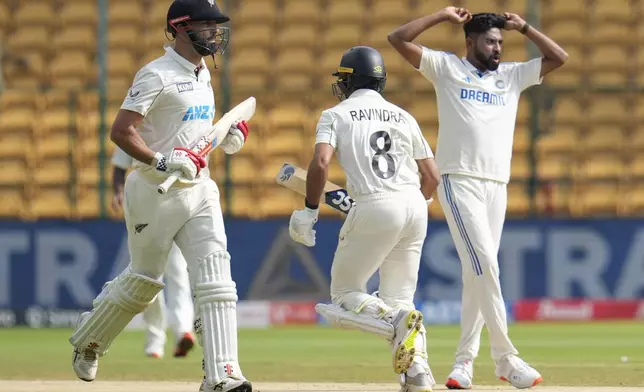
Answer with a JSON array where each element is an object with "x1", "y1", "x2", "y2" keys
[
  {"x1": 69, "y1": 1, "x2": 253, "y2": 391},
  {"x1": 289, "y1": 46, "x2": 441, "y2": 392},
  {"x1": 111, "y1": 146, "x2": 195, "y2": 359},
  {"x1": 388, "y1": 7, "x2": 568, "y2": 390}
]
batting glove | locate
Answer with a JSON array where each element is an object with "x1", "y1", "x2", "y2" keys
[
  {"x1": 220, "y1": 120, "x2": 250, "y2": 155},
  {"x1": 289, "y1": 207, "x2": 318, "y2": 247},
  {"x1": 153, "y1": 148, "x2": 206, "y2": 181}
]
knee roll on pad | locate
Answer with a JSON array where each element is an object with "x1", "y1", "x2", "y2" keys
[
  {"x1": 316, "y1": 296, "x2": 395, "y2": 340},
  {"x1": 69, "y1": 273, "x2": 164, "y2": 355},
  {"x1": 194, "y1": 251, "x2": 243, "y2": 387}
]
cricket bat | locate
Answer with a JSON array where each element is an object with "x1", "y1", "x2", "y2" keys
[
  {"x1": 157, "y1": 96, "x2": 257, "y2": 195},
  {"x1": 275, "y1": 162, "x2": 355, "y2": 214}
]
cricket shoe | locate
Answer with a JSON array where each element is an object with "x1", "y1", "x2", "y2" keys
[
  {"x1": 496, "y1": 355, "x2": 543, "y2": 389},
  {"x1": 445, "y1": 359, "x2": 473, "y2": 389},
  {"x1": 391, "y1": 309, "x2": 424, "y2": 374},
  {"x1": 198, "y1": 376, "x2": 253, "y2": 392},
  {"x1": 174, "y1": 332, "x2": 196, "y2": 358},
  {"x1": 399, "y1": 359, "x2": 436, "y2": 392},
  {"x1": 71, "y1": 312, "x2": 99, "y2": 382}
]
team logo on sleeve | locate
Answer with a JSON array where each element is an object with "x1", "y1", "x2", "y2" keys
[{"x1": 176, "y1": 82, "x2": 194, "y2": 93}]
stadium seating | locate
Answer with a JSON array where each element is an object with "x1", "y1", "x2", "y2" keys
[{"x1": 0, "y1": 0, "x2": 640, "y2": 218}]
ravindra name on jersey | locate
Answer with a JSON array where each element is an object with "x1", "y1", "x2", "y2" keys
[
  {"x1": 315, "y1": 89, "x2": 433, "y2": 199},
  {"x1": 418, "y1": 47, "x2": 543, "y2": 184}
]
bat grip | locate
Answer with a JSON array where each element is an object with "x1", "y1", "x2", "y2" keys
[{"x1": 157, "y1": 173, "x2": 179, "y2": 195}]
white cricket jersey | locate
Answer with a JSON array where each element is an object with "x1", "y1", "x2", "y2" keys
[
  {"x1": 418, "y1": 47, "x2": 543, "y2": 183},
  {"x1": 315, "y1": 89, "x2": 433, "y2": 198},
  {"x1": 121, "y1": 45, "x2": 216, "y2": 183}
]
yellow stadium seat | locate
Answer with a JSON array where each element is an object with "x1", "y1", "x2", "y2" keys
[
  {"x1": 0, "y1": 159, "x2": 29, "y2": 186},
  {"x1": 365, "y1": 25, "x2": 398, "y2": 50},
  {"x1": 230, "y1": 72, "x2": 269, "y2": 91},
  {"x1": 409, "y1": 100, "x2": 438, "y2": 127},
  {"x1": 33, "y1": 159, "x2": 71, "y2": 186},
  {"x1": 109, "y1": 26, "x2": 140, "y2": 53},
  {"x1": 541, "y1": 0, "x2": 587, "y2": 22},
  {"x1": 414, "y1": 23, "x2": 458, "y2": 50},
  {"x1": 53, "y1": 26, "x2": 96, "y2": 53},
  {"x1": 109, "y1": 2, "x2": 144, "y2": 26},
  {"x1": 236, "y1": 0, "x2": 277, "y2": 26},
  {"x1": 0, "y1": 188, "x2": 26, "y2": 218},
  {"x1": 0, "y1": 133, "x2": 29, "y2": 159},
  {"x1": 505, "y1": 0, "x2": 528, "y2": 14},
  {"x1": 76, "y1": 187, "x2": 101, "y2": 218},
  {"x1": 0, "y1": 3, "x2": 9, "y2": 31},
  {"x1": 379, "y1": 48, "x2": 411, "y2": 75},
  {"x1": 545, "y1": 69, "x2": 582, "y2": 87},
  {"x1": 77, "y1": 163, "x2": 100, "y2": 187},
  {"x1": 276, "y1": 25, "x2": 318, "y2": 49},
  {"x1": 108, "y1": 50, "x2": 136, "y2": 81},
  {"x1": 428, "y1": 197, "x2": 445, "y2": 219},
  {"x1": 322, "y1": 24, "x2": 363, "y2": 50},
  {"x1": 35, "y1": 134, "x2": 71, "y2": 160},
  {"x1": 233, "y1": 25, "x2": 273, "y2": 50},
  {"x1": 552, "y1": 97, "x2": 583, "y2": 126},
  {"x1": 49, "y1": 52, "x2": 92, "y2": 89},
  {"x1": 0, "y1": 90, "x2": 37, "y2": 111},
  {"x1": 261, "y1": 186, "x2": 302, "y2": 217},
  {"x1": 590, "y1": 22, "x2": 631, "y2": 45},
  {"x1": 508, "y1": 182, "x2": 530, "y2": 216},
  {"x1": 5, "y1": 52, "x2": 47, "y2": 89},
  {"x1": 0, "y1": 108, "x2": 35, "y2": 133},
  {"x1": 537, "y1": 153, "x2": 573, "y2": 180},
  {"x1": 327, "y1": 0, "x2": 365, "y2": 25},
  {"x1": 629, "y1": 155, "x2": 644, "y2": 179},
  {"x1": 511, "y1": 153, "x2": 530, "y2": 181},
  {"x1": 370, "y1": 0, "x2": 411, "y2": 24},
  {"x1": 147, "y1": 2, "x2": 170, "y2": 30},
  {"x1": 542, "y1": 21, "x2": 585, "y2": 45},
  {"x1": 575, "y1": 154, "x2": 624, "y2": 182},
  {"x1": 587, "y1": 95, "x2": 628, "y2": 125},
  {"x1": 576, "y1": 182, "x2": 620, "y2": 217},
  {"x1": 624, "y1": 186, "x2": 644, "y2": 215},
  {"x1": 327, "y1": 160, "x2": 346, "y2": 185},
  {"x1": 230, "y1": 155, "x2": 258, "y2": 184},
  {"x1": 513, "y1": 126, "x2": 531, "y2": 154},
  {"x1": 60, "y1": 2, "x2": 98, "y2": 27},
  {"x1": 459, "y1": 0, "x2": 501, "y2": 13},
  {"x1": 230, "y1": 48, "x2": 270, "y2": 74},
  {"x1": 280, "y1": 0, "x2": 322, "y2": 25},
  {"x1": 7, "y1": 27, "x2": 50, "y2": 53},
  {"x1": 31, "y1": 187, "x2": 72, "y2": 219},
  {"x1": 593, "y1": 1, "x2": 634, "y2": 23},
  {"x1": 274, "y1": 49, "x2": 315, "y2": 89},
  {"x1": 42, "y1": 90, "x2": 77, "y2": 110},
  {"x1": 582, "y1": 126, "x2": 626, "y2": 154},
  {"x1": 537, "y1": 126, "x2": 578, "y2": 156},
  {"x1": 14, "y1": 3, "x2": 56, "y2": 27},
  {"x1": 41, "y1": 109, "x2": 73, "y2": 136},
  {"x1": 267, "y1": 104, "x2": 310, "y2": 131},
  {"x1": 228, "y1": 186, "x2": 257, "y2": 218},
  {"x1": 264, "y1": 130, "x2": 305, "y2": 157},
  {"x1": 588, "y1": 45, "x2": 630, "y2": 73}
]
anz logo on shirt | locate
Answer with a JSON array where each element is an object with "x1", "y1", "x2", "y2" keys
[
  {"x1": 182, "y1": 105, "x2": 215, "y2": 121},
  {"x1": 460, "y1": 88, "x2": 506, "y2": 106}
]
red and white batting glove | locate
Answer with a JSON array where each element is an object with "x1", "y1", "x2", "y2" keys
[
  {"x1": 220, "y1": 120, "x2": 250, "y2": 155},
  {"x1": 153, "y1": 148, "x2": 206, "y2": 181}
]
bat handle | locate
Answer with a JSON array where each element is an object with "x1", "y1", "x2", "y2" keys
[{"x1": 157, "y1": 173, "x2": 179, "y2": 195}]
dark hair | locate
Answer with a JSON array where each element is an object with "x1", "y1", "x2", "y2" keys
[{"x1": 463, "y1": 13, "x2": 507, "y2": 37}]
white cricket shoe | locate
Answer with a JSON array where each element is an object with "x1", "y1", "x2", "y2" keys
[
  {"x1": 445, "y1": 359, "x2": 474, "y2": 389},
  {"x1": 496, "y1": 355, "x2": 543, "y2": 389},
  {"x1": 199, "y1": 376, "x2": 253, "y2": 392},
  {"x1": 391, "y1": 309, "x2": 424, "y2": 374},
  {"x1": 399, "y1": 359, "x2": 436, "y2": 392},
  {"x1": 71, "y1": 312, "x2": 99, "y2": 382}
]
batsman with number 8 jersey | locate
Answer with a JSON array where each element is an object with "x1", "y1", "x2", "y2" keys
[
  {"x1": 289, "y1": 46, "x2": 440, "y2": 392},
  {"x1": 68, "y1": 1, "x2": 252, "y2": 391}
]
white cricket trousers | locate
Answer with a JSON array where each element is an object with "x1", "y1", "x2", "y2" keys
[
  {"x1": 437, "y1": 174, "x2": 518, "y2": 361},
  {"x1": 330, "y1": 190, "x2": 428, "y2": 310},
  {"x1": 123, "y1": 170, "x2": 227, "y2": 285},
  {"x1": 143, "y1": 242, "x2": 194, "y2": 353}
]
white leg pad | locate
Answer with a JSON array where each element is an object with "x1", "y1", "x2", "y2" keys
[
  {"x1": 316, "y1": 299, "x2": 395, "y2": 340},
  {"x1": 194, "y1": 251, "x2": 243, "y2": 388},
  {"x1": 69, "y1": 273, "x2": 164, "y2": 355}
]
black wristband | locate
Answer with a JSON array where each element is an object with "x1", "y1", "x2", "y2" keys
[
  {"x1": 305, "y1": 198, "x2": 319, "y2": 210},
  {"x1": 520, "y1": 23, "x2": 530, "y2": 34}
]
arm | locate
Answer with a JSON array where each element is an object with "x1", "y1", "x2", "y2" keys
[
  {"x1": 505, "y1": 13, "x2": 568, "y2": 77},
  {"x1": 110, "y1": 147, "x2": 133, "y2": 211},
  {"x1": 417, "y1": 158, "x2": 440, "y2": 200},
  {"x1": 388, "y1": 7, "x2": 471, "y2": 69},
  {"x1": 110, "y1": 110, "x2": 156, "y2": 165},
  {"x1": 305, "y1": 143, "x2": 334, "y2": 208}
]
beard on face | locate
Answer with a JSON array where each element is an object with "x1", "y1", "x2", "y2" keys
[{"x1": 474, "y1": 47, "x2": 500, "y2": 71}]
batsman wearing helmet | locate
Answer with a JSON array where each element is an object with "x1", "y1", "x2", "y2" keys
[
  {"x1": 289, "y1": 46, "x2": 440, "y2": 392},
  {"x1": 68, "y1": 1, "x2": 252, "y2": 391}
]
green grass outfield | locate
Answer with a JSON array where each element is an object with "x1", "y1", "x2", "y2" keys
[{"x1": 1, "y1": 322, "x2": 643, "y2": 387}]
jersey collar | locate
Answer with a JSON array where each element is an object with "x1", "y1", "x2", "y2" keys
[
  {"x1": 164, "y1": 46, "x2": 207, "y2": 75},
  {"x1": 460, "y1": 57, "x2": 498, "y2": 78},
  {"x1": 349, "y1": 89, "x2": 383, "y2": 99}
]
